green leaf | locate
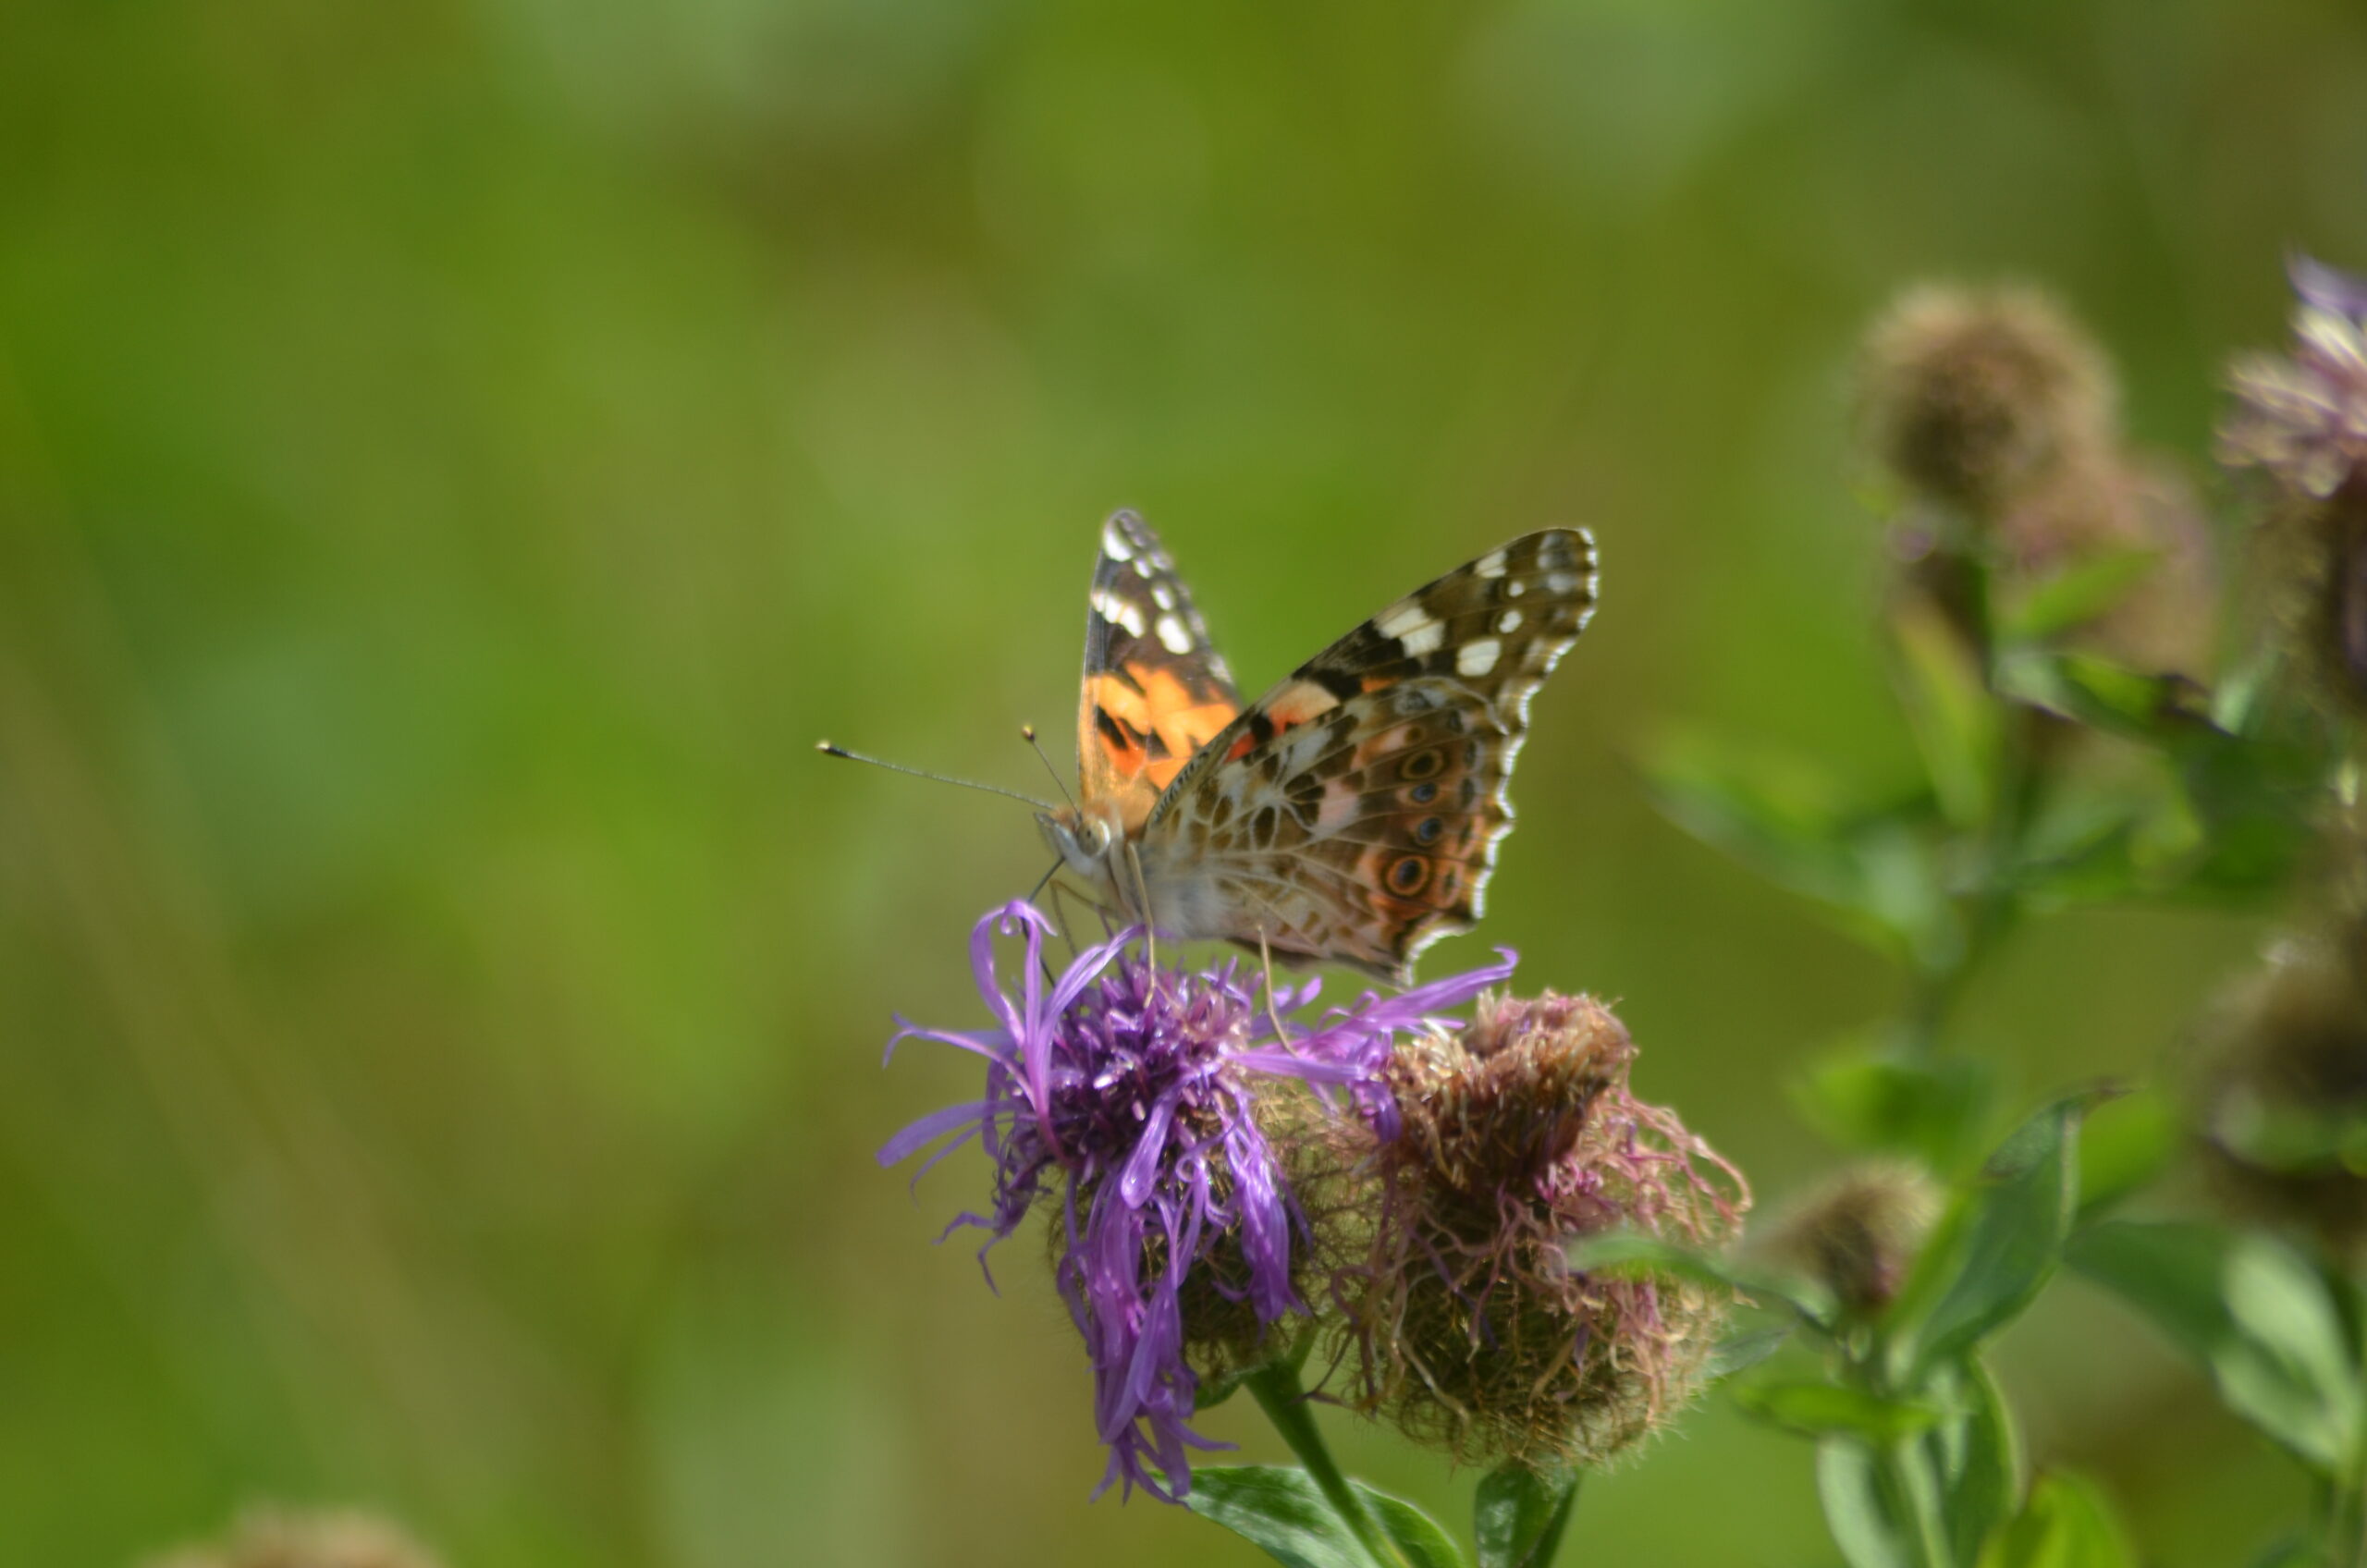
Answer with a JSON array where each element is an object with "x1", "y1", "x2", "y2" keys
[
  {"x1": 2073, "y1": 1086, "x2": 2175, "y2": 1219},
  {"x1": 1881, "y1": 1095, "x2": 2089, "y2": 1385},
  {"x1": 1474, "y1": 1465, "x2": 1579, "y2": 1568},
  {"x1": 1977, "y1": 1471, "x2": 2136, "y2": 1568},
  {"x1": 1564, "y1": 1233, "x2": 1834, "y2": 1328},
  {"x1": 1998, "y1": 547, "x2": 2161, "y2": 644},
  {"x1": 1639, "y1": 732, "x2": 1957, "y2": 971},
  {"x1": 1891, "y1": 594, "x2": 2003, "y2": 831},
  {"x1": 1935, "y1": 1358, "x2": 2022, "y2": 1566},
  {"x1": 1994, "y1": 651, "x2": 2214, "y2": 749},
  {"x1": 1816, "y1": 1438, "x2": 1921, "y2": 1568},
  {"x1": 1358, "y1": 1485, "x2": 1467, "y2": 1568},
  {"x1": 1794, "y1": 1039, "x2": 1999, "y2": 1172},
  {"x1": 1188, "y1": 1466, "x2": 1382, "y2": 1568},
  {"x1": 1731, "y1": 1378, "x2": 1944, "y2": 1441},
  {"x1": 2067, "y1": 1221, "x2": 2365, "y2": 1476},
  {"x1": 1704, "y1": 1325, "x2": 1794, "y2": 1383}
]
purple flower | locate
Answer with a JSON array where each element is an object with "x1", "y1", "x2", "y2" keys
[
  {"x1": 881, "y1": 901, "x2": 1513, "y2": 1501},
  {"x1": 2222, "y1": 254, "x2": 2367, "y2": 500}
]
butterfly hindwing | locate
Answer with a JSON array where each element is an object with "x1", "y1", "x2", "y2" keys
[
  {"x1": 1143, "y1": 528, "x2": 1598, "y2": 982},
  {"x1": 1076, "y1": 511, "x2": 1243, "y2": 832}
]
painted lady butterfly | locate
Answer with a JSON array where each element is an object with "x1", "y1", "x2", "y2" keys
[{"x1": 1039, "y1": 512, "x2": 1598, "y2": 985}]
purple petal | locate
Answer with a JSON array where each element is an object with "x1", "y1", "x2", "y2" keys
[
  {"x1": 877, "y1": 1099, "x2": 992, "y2": 1166},
  {"x1": 2292, "y1": 252, "x2": 2367, "y2": 321}
]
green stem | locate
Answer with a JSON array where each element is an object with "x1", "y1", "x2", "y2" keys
[{"x1": 1245, "y1": 1360, "x2": 1407, "y2": 1568}]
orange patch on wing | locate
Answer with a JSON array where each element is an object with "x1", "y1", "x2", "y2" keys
[{"x1": 1089, "y1": 664, "x2": 1238, "y2": 790}]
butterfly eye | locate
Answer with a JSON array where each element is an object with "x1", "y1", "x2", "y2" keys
[
  {"x1": 1407, "y1": 780, "x2": 1441, "y2": 805},
  {"x1": 1398, "y1": 750, "x2": 1446, "y2": 782},
  {"x1": 1387, "y1": 855, "x2": 1431, "y2": 896},
  {"x1": 1414, "y1": 816, "x2": 1445, "y2": 846}
]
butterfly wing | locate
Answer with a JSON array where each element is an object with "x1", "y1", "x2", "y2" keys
[
  {"x1": 1139, "y1": 528, "x2": 1598, "y2": 983},
  {"x1": 1076, "y1": 510, "x2": 1245, "y2": 833}
]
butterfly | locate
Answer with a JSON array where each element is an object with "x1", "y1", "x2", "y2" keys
[{"x1": 1037, "y1": 511, "x2": 1598, "y2": 985}]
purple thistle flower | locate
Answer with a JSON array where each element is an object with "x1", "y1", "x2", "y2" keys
[
  {"x1": 2222, "y1": 254, "x2": 2367, "y2": 500},
  {"x1": 880, "y1": 900, "x2": 1513, "y2": 1501}
]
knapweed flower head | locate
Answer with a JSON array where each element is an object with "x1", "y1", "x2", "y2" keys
[
  {"x1": 2222, "y1": 255, "x2": 2367, "y2": 719},
  {"x1": 1859, "y1": 282, "x2": 2216, "y2": 680},
  {"x1": 1301, "y1": 991, "x2": 1748, "y2": 1471},
  {"x1": 881, "y1": 900, "x2": 1513, "y2": 1501},
  {"x1": 1859, "y1": 283, "x2": 2114, "y2": 516},
  {"x1": 1762, "y1": 1159, "x2": 1942, "y2": 1319},
  {"x1": 2187, "y1": 920, "x2": 2367, "y2": 1256},
  {"x1": 2224, "y1": 256, "x2": 2367, "y2": 502}
]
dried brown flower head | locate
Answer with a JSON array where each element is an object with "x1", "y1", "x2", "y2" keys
[{"x1": 1294, "y1": 993, "x2": 1748, "y2": 1470}]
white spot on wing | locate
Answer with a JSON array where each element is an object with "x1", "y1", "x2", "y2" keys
[
  {"x1": 1495, "y1": 609, "x2": 1523, "y2": 633},
  {"x1": 1504, "y1": 579, "x2": 1527, "y2": 598},
  {"x1": 1151, "y1": 584, "x2": 1176, "y2": 609},
  {"x1": 1376, "y1": 602, "x2": 1433, "y2": 640},
  {"x1": 1474, "y1": 549, "x2": 1507, "y2": 578},
  {"x1": 1399, "y1": 620, "x2": 1445, "y2": 657},
  {"x1": 1456, "y1": 638, "x2": 1502, "y2": 676},
  {"x1": 1155, "y1": 614, "x2": 1194, "y2": 654},
  {"x1": 1545, "y1": 571, "x2": 1580, "y2": 594},
  {"x1": 1093, "y1": 588, "x2": 1147, "y2": 637},
  {"x1": 1102, "y1": 524, "x2": 1134, "y2": 561}
]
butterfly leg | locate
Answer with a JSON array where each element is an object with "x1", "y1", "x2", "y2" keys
[
  {"x1": 1256, "y1": 928, "x2": 1294, "y2": 1047},
  {"x1": 1116, "y1": 839, "x2": 1156, "y2": 969}
]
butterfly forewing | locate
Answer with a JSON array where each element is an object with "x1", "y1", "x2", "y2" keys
[
  {"x1": 1143, "y1": 528, "x2": 1598, "y2": 983},
  {"x1": 1075, "y1": 511, "x2": 1244, "y2": 832}
]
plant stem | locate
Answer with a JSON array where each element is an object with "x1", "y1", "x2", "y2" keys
[{"x1": 1245, "y1": 1359, "x2": 1407, "y2": 1568}]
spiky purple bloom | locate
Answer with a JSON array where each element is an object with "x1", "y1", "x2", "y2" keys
[
  {"x1": 2222, "y1": 254, "x2": 2367, "y2": 500},
  {"x1": 881, "y1": 900, "x2": 1513, "y2": 1501}
]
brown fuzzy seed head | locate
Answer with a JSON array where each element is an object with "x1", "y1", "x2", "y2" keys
[
  {"x1": 2189, "y1": 927, "x2": 2367, "y2": 1255},
  {"x1": 144, "y1": 1509, "x2": 446, "y2": 1568},
  {"x1": 1860, "y1": 285, "x2": 2116, "y2": 515},
  {"x1": 1304, "y1": 993, "x2": 1749, "y2": 1471},
  {"x1": 1766, "y1": 1161, "x2": 1943, "y2": 1317}
]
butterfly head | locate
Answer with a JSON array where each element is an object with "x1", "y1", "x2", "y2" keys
[{"x1": 1037, "y1": 802, "x2": 1121, "y2": 888}]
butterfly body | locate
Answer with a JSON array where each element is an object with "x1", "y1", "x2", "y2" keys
[{"x1": 1042, "y1": 513, "x2": 1597, "y2": 986}]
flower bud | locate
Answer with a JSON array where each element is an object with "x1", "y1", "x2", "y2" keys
[
  {"x1": 1762, "y1": 1160, "x2": 1943, "y2": 1318},
  {"x1": 1859, "y1": 285, "x2": 2114, "y2": 517},
  {"x1": 2187, "y1": 922, "x2": 2367, "y2": 1254}
]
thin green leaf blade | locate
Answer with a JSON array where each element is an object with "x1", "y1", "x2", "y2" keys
[
  {"x1": 1817, "y1": 1438, "x2": 1917, "y2": 1568},
  {"x1": 1732, "y1": 1378, "x2": 1945, "y2": 1442},
  {"x1": 1188, "y1": 1466, "x2": 1382, "y2": 1568},
  {"x1": 1355, "y1": 1484, "x2": 1468, "y2": 1568},
  {"x1": 1474, "y1": 1465, "x2": 1579, "y2": 1568},
  {"x1": 1881, "y1": 1096, "x2": 2087, "y2": 1384},
  {"x1": 2067, "y1": 1220, "x2": 2364, "y2": 1476}
]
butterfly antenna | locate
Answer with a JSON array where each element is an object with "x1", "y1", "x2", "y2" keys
[
  {"x1": 815, "y1": 741, "x2": 1055, "y2": 811},
  {"x1": 1019, "y1": 724, "x2": 1078, "y2": 814}
]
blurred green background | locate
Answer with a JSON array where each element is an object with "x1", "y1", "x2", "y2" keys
[{"x1": 5, "y1": 1, "x2": 2366, "y2": 1562}]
